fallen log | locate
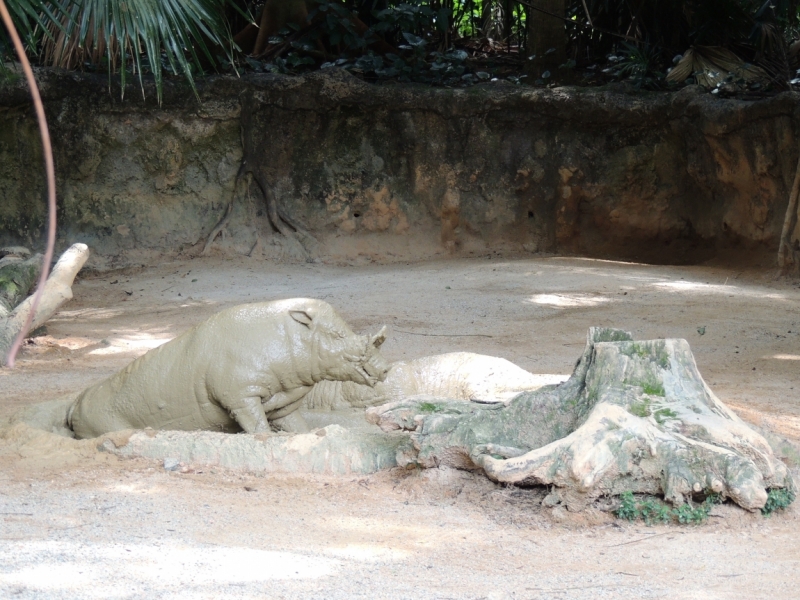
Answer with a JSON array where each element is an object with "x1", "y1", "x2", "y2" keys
[
  {"x1": 1, "y1": 244, "x2": 90, "y2": 364},
  {"x1": 0, "y1": 252, "x2": 41, "y2": 318}
]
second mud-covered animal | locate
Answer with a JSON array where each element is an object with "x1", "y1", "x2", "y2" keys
[
  {"x1": 301, "y1": 352, "x2": 568, "y2": 410},
  {"x1": 68, "y1": 299, "x2": 389, "y2": 438}
]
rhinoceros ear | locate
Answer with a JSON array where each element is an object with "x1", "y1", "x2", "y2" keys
[
  {"x1": 290, "y1": 310, "x2": 314, "y2": 328},
  {"x1": 371, "y1": 325, "x2": 387, "y2": 348}
]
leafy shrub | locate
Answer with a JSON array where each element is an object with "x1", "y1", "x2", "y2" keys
[
  {"x1": 604, "y1": 42, "x2": 664, "y2": 89},
  {"x1": 639, "y1": 498, "x2": 673, "y2": 525},
  {"x1": 614, "y1": 490, "x2": 723, "y2": 525},
  {"x1": 673, "y1": 502, "x2": 710, "y2": 524},
  {"x1": 616, "y1": 491, "x2": 639, "y2": 521},
  {"x1": 761, "y1": 488, "x2": 796, "y2": 516}
]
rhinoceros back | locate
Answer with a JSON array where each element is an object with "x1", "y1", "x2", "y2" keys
[
  {"x1": 68, "y1": 303, "x2": 294, "y2": 438},
  {"x1": 67, "y1": 298, "x2": 372, "y2": 438},
  {"x1": 68, "y1": 320, "x2": 236, "y2": 438}
]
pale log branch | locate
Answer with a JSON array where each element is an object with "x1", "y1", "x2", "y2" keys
[{"x1": 1, "y1": 244, "x2": 90, "y2": 363}]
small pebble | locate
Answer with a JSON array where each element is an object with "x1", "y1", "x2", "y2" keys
[{"x1": 163, "y1": 458, "x2": 180, "y2": 471}]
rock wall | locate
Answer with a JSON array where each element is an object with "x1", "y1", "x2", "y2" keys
[{"x1": 1, "y1": 69, "x2": 798, "y2": 266}]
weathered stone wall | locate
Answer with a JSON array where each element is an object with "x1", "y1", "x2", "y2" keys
[{"x1": 1, "y1": 69, "x2": 798, "y2": 265}]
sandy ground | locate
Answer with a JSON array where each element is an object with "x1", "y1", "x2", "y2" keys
[{"x1": 1, "y1": 254, "x2": 799, "y2": 599}]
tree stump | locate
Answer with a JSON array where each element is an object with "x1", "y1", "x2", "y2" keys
[{"x1": 367, "y1": 328, "x2": 794, "y2": 512}]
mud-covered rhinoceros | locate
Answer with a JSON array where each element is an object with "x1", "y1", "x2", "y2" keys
[{"x1": 68, "y1": 298, "x2": 389, "y2": 439}]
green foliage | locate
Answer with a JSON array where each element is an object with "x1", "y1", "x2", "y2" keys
[
  {"x1": 3, "y1": 0, "x2": 241, "y2": 100},
  {"x1": 615, "y1": 490, "x2": 724, "y2": 525},
  {"x1": 615, "y1": 491, "x2": 639, "y2": 521},
  {"x1": 312, "y1": 0, "x2": 374, "y2": 51},
  {"x1": 639, "y1": 498, "x2": 673, "y2": 525},
  {"x1": 761, "y1": 487, "x2": 796, "y2": 516},
  {"x1": 5, "y1": 0, "x2": 800, "y2": 91},
  {"x1": 2, "y1": 0, "x2": 68, "y2": 80},
  {"x1": 2, "y1": 0, "x2": 64, "y2": 43},
  {"x1": 605, "y1": 42, "x2": 664, "y2": 89},
  {"x1": 263, "y1": 2, "x2": 493, "y2": 85},
  {"x1": 318, "y1": 45, "x2": 481, "y2": 85},
  {"x1": 371, "y1": 1, "x2": 441, "y2": 40},
  {"x1": 582, "y1": 0, "x2": 798, "y2": 87},
  {"x1": 0, "y1": 0, "x2": 31, "y2": 84},
  {"x1": 673, "y1": 502, "x2": 710, "y2": 524}
]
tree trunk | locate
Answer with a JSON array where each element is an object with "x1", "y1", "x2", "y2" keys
[
  {"x1": 526, "y1": 0, "x2": 566, "y2": 77},
  {"x1": 368, "y1": 327, "x2": 794, "y2": 512}
]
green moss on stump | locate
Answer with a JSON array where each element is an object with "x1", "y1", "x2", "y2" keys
[
  {"x1": 0, "y1": 257, "x2": 40, "y2": 315},
  {"x1": 628, "y1": 398, "x2": 652, "y2": 418},
  {"x1": 418, "y1": 402, "x2": 445, "y2": 414},
  {"x1": 654, "y1": 408, "x2": 678, "y2": 424}
]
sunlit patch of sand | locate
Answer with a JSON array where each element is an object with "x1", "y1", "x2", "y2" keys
[
  {"x1": 526, "y1": 294, "x2": 612, "y2": 308},
  {"x1": 88, "y1": 333, "x2": 172, "y2": 356}
]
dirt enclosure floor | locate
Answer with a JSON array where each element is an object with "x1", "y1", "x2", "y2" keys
[{"x1": 1, "y1": 254, "x2": 799, "y2": 599}]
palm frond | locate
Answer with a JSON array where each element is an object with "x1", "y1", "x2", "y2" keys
[
  {"x1": 3, "y1": 0, "x2": 69, "y2": 51},
  {"x1": 666, "y1": 46, "x2": 767, "y2": 88},
  {"x1": 3, "y1": 0, "x2": 59, "y2": 82},
  {"x1": 35, "y1": 0, "x2": 238, "y2": 101}
]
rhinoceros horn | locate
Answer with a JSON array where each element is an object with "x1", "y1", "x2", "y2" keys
[{"x1": 371, "y1": 326, "x2": 387, "y2": 348}]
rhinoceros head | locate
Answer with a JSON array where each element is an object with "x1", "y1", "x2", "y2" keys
[{"x1": 289, "y1": 302, "x2": 390, "y2": 387}]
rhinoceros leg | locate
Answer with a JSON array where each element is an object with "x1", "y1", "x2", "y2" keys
[
  {"x1": 367, "y1": 328, "x2": 794, "y2": 512},
  {"x1": 260, "y1": 386, "x2": 313, "y2": 432},
  {"x1": 228, "y1": 385, "x2": 314, "y2": 432},
  {"x1": 262, "y1": 387, "x2": 311, "y2": 416},
  {"x1": 225, "y1": 396, "x2": 271, "y2": 433}
]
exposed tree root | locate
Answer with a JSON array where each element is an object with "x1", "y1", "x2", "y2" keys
[
  {"x1": 202, "y1": 191, "x2": 236, "y2": 255},
  {"x1": 202, "y1": 154, "x2": 317, "y2": 258},
  {"x1": 367, "y1": 327, "x2": 794, "y2": 512}
]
